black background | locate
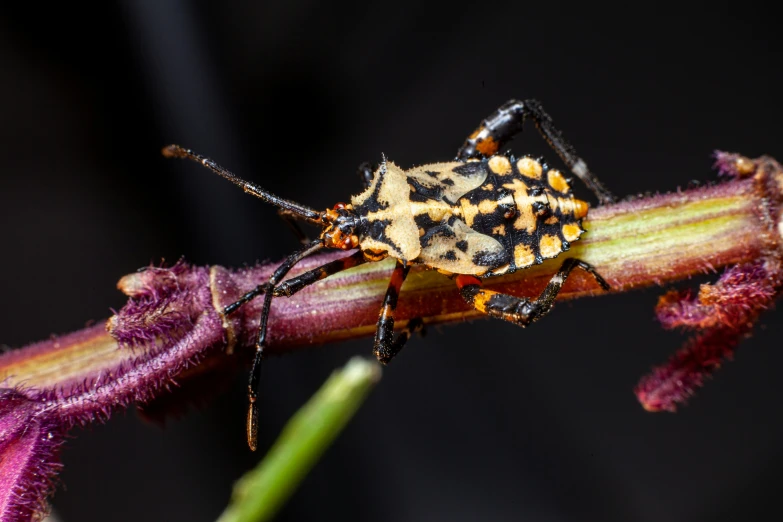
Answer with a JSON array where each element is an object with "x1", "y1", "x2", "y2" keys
[{"x1": 2, "y1": 3, "x2": 782, "y2": 521}]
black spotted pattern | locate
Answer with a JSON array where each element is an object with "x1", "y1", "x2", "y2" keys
[
  {"x1": 459, "y1": 155, "x2": 584, "y2": 276},
  {"x1": 403, "y1": 155, "x2": 585, "y2": 277}
]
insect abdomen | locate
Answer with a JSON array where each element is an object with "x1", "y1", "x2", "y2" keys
[{"x1": 459, "y1": 155, "x2": 588, "y2": 273}]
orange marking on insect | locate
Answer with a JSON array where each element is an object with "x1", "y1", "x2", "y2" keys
[
  {"x1": 389, "y1": 267, "x2": 406, "y2": 291},
  {"x1": 460, "y1": 201, "x2": 480, "y2": 227},
  {"x1": 502, "y1": 178, "x2": 537, "y2": 233},
  {"x1": 516, "y1": 157, "x2": 543, "y2": 179},
  {"x1": 472, "y1": 289, "x2": 500, "y2": 313},
  {"x1": 456, "y1": 274, "x2": 481, "y2": 289},
  {"x1": 562, "y1": 223, "x2": 583, "y2": 242},
  {"x1": 488, "y1": 155, "x2": 512, "y2": 175},
  {"x1": 513, "y1": 243, "x2": 536, "y2": 267},
  {"x1": 572, "y1": 199, "x2": 589, "y2": 219},
  {"x1": 547, "y1": 169, "x2": 570, "y2": 193},
  {"x1": 475, "y1": 136, "x2": 499, "y2": 156},
  {"x1": 539, "y1": 234, "x2": 562, "y2": 258}
]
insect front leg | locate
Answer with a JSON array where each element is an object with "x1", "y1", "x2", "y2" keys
[
  {"x1": 242, "y1": 239, "x2": 324, "y2": 451},
  {"x1": 272, "y1": 250, "x2": 366, "y2": 297},
  {"x1": 372, "y1": 260, "x2": 425, "y2": 364},
  {"x1": 456, "y1": 258, "x2": 610, "y2": 326},
  {"x1": 456, "y1": 99, "x2": 616, "y2": 205}
]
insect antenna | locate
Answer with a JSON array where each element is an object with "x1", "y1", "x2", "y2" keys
[{"x1": 162, "y1": 144, "x2": 323, "y2": 223}]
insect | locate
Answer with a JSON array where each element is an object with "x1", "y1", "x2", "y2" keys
[{"x1": 163, "y1": 99, "x2": 615, "y2": 450}]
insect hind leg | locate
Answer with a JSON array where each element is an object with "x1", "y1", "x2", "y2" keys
[
  {"x1": 456, "y1": 258, "x2": 610, "y2": 326},
  {"x1": 456, "y1": 99, "x2": 616, "y2": 205}
]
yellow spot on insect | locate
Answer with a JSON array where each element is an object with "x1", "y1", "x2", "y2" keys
[
  {"x1": 562, "y1": 223, "x2": 583, "y2": 242},
  {"x1": 571, "y1": 199, "x2": 589, "y2": 219},
  {"x1": 473, "y1": 291, "x2": 492, "y2": 313},
  {"x1": 488, "y1": 155, "x2": 512, "y2": 175},
  {"x1": 461, "y1": 202, "x2": 480, "y2": 227},
  {"x1": 514, "y1": 243, "x2": 536, "y2": 267},
  {"x1": 419, "y1": 228, "x2": 425, "y2": 237},
  {"x1": 516, "y1": 157, "x2": 543, "y2": 179},
  {"x1": 492, "y1": 224, "x2": 505, "y2": 235},
  {"x1": 545, "y1": 216, "x2": 558, "y2": 225},
  {"x1": 556, "y1": 197, "x2": 588, "y2": 218},
  {"x1": 547, "y1": 169, "x2": 570, "y2": 193},
  {"x1": 410, "y1": 200, "x2": 454, "y2": 222},
  {"x1": 478, "y1": 199, "x2": 499, "y2": 214},
  {"x1": 513, "y1": 207, "x2": 536, "y2": 232},
  {"x1": 503, "y1": 178, "x2": 536, "y2": 233},
  {"x1": 539, "y1": 234, "x2": 562, "y2": 258}
]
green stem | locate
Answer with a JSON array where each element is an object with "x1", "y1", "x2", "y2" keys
[{"x1": 216, "y1": 357, "x2": 382, "y2": 522}]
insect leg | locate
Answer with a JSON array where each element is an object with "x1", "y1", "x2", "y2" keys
[
  {"x1": 223, "y1": 250, "x2": 367, "y2": 317},
  {"x1": 456, "y1": 258, "x2": 610, "y2": 326},
  {"x1": 272, "y1": 250, "x2": 366, "y2": 297},
  {"x1": 245, "y1": 239, "x2": 324, "y2": 451},
  {"x1": 456, "y1": 99, "x2": 615, "y2": 205},
  {"x1": 372, "y1": 261, "x2": 424, "y2": 364}
]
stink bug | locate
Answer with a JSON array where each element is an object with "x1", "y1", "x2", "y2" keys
[{"x1": 163, "y1": 99, "x2": 614, "y2": 450}]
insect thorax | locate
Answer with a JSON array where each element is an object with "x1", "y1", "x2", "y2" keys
[{"x1": 351, "y1": 155, "x2": 588, "y2": 276}]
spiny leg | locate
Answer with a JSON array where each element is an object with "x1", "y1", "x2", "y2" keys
[
  {"x1": 456, "y1": 99, "x2": 616, "y2": 205},
  {"x1": 372, "y1": 261, "x2": 425, "y2": 364},
  {"x1": 243, "y1": 239, "x2": 324, "y2": 451},
  {"x1": 272, "y1": 250, "x2": 366, "y2": 297},
  {"x1": 456, "y1": 258, "x2": 610, "y2": 326}
]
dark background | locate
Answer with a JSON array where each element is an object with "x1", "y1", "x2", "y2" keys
[{"x1": 1, "y1": 3, "x2": 782, "y2": 521}]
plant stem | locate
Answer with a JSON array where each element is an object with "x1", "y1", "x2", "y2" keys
[
  {"x1": 0, "y1": 153, "x2": 780, "y2": 415},
  {"x1": 216, "y1": 357, "x2": 381, "y2": 522}
]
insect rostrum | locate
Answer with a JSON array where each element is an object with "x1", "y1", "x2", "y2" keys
[{"x1": 163, "y1": 99, "x2": 613, "y2": 451}]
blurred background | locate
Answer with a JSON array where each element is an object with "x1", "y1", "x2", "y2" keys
[{"x1": 1, "y1": 2, "x2": 782, "y2": 521}]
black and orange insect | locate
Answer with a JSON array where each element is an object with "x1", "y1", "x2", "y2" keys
[{"x1": 163, "y1": 99, "x2": 615, "y2": 450}]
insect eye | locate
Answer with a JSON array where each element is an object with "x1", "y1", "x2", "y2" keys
[{"x1": 333, "y1": 202, "x2": 347, "y2": 210}]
